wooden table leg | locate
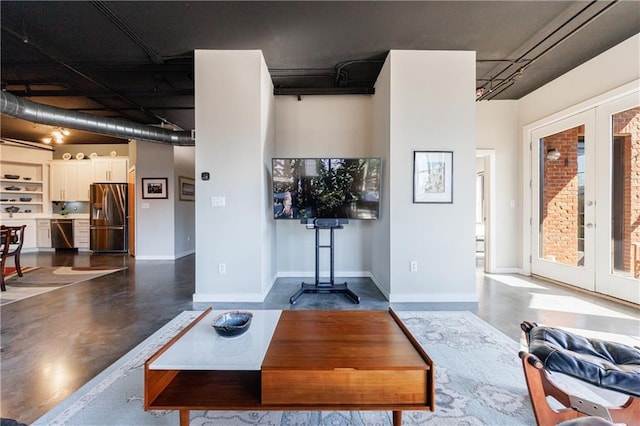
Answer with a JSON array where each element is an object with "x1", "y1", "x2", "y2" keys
[
  {"x1": 179, "y1": 409, "x2": 189, "y2": 426},
  {"x1": 393, "y1": 410, "x2": 402, "y2": 425}
]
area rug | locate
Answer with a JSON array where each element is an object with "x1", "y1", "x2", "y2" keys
[
  {"x1": 0, "y1": 266, "x2": 126, "y2": 306},
  {"x1": 33, "y1": 310, "x2": 537, "y2": 425}
]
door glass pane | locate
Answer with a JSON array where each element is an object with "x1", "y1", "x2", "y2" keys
[
  {"x1": 611, "y1": 107, "x2": 640, "y2": 277},
  {"x1": 539, "y1": 125, "x2": 585, "y2": 267}
]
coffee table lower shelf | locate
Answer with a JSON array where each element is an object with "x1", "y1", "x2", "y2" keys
[{"x1": 146, "y1": 370, "x2": 432, "y2": 426}]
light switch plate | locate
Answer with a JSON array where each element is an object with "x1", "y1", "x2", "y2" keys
[{"x1": 211, "y1": 196, "x2": 225, "y2": 207}]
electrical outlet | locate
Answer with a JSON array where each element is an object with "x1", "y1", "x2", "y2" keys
[
  {"x1": 218, "y1": 263, "x2": 226, "y2": 274},
  {"x1": 410, "y1": 261, "x2": 418, "y2": 272}
]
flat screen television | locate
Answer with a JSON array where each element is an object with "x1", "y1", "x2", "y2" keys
[{"x1": 272, "y1": 157, "x2": 381, "y2": 220}]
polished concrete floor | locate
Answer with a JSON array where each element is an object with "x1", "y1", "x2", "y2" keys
[{"x1": 1, "y1": 251, "x2": 639, "y2": 424}]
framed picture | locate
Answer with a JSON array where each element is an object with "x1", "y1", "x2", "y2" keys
[
  {"x1": 142, "y1": 178, "x2": 168, "y2": 199},
  {"x1": 179, "y1": 176, "x2": 195, "y2": 201},
  {"x1": 413, "y1": 151, "x2": 453, "y2": 203}
]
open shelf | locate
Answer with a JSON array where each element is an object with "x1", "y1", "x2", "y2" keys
[{"x1": 1, "y1": 161, "x2": 46, "y2": 215}]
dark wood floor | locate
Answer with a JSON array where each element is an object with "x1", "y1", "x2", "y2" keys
[{"x1": 1, "y1": 251, "x2": 638, "y2": 424}]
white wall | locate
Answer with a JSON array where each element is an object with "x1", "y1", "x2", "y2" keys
[
  {"x1": 274, "y1": 96, "x2": 375, "y2": 276},
  {"x1": 134, "y1": 141, "x2": 176, "y2": 259},
  {"x1": 173, "y1": 146, "x2": 196, "y2": 258},
  {"x1": 519, "y1": 34, "x2": 640, "y2": 127},
  {"x1": 476, "y1": 100, "x2": 519, "y2": 271},
  {"x1": 194, "y1": 50, "x2": 275, "y2": 302},
  {"x1": 387, "y1": 50, "x2": 477, "y2": 302}
]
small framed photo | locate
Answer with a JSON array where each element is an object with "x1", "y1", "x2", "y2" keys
[
  {"x1": 179, "y1": 176, "x2": 195, "y2": 201},
  {"x1": 413, "y1": 151, "x2": 453, "y2": 203},
  {"x1": 142, "y1": 178, "x2": 168, "y2": 199}
]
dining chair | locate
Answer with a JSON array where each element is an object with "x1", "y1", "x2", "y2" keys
[
  {"x1": 0, "y1": 228, "x2": 11, "y2": 291},
  {"x1": 0, "y1": 225, "x2": 27, "y2": 278}
]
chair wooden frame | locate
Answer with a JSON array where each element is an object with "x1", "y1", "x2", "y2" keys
[
  {"x1": 519, "y1": 321, "x2": 640, "y2": 426},
  {"x1": 0, "y1": 228, "x2": 12, "y2": 291},
  {"x1": 0, "y1": 225, "x2": 27, "y2": 278}
]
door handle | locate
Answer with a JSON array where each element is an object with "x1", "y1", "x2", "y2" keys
[{"x1": 586, "y1": 223, "x2": 594, "y2": 228}]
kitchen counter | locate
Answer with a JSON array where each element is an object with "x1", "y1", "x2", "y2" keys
[
  {"x1": 1, "y1": 213, "x2": 90, "y2": 220},
  {"x1": 50, "y1": 214, "x2": 90, "y2": 219}
]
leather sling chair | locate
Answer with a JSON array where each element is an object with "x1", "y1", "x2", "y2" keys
[{"x1": 519, "y1": 321, "x2": 640, "y2": 426}]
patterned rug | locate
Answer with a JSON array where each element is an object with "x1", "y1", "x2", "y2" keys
[
  {"x1": 2, "y1": 265, "x2": 40, "y2": 280},
  {"x1": 33, "y1": 310, "x2": 537, "y2": 425},
  {"x1": 0, "y1": 266, "x2": 126, "y2": 306}
]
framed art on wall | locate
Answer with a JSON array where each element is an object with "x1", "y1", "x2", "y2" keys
[
  {"x1": 413, "y1": 151, "x2": 453, "y2": 203},
  {"x1": 142, "y1": 178, "x2": 168, "y2": 199},
  {"x1": 179, "y1": 176, "x2": 195, "y2": 201}
]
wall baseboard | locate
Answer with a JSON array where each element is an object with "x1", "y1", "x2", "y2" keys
[
  {"x1": 487, "y1": 267, "x2": 522, "y2": 274},
  {"x1": 134, "y1": 255, "x2": 176, "y2": 261},
  {"x1": 389, "y1": 292, "x2": 479, "y2": 303}
]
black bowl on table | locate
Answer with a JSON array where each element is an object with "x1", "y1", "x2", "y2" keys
[{"x1": 212, "y1": 311, "x2": 253, "y2": 337}]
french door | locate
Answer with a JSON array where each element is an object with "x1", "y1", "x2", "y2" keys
[
  {"x1": 531, "y1": 93, "x2": 640, "y2": 304},
  {"x1": 531, "y1": 110, "x2": 596, "y2": 291},
  {"x1": 594, "y1": 93, "x2": 640, "y2": 304}
]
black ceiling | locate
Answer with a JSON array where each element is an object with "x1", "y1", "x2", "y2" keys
[{"x1": 1, "y1": 1, "x2": 638, "y2": 145}]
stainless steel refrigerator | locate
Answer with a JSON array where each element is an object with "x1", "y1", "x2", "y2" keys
[{"x1": 90, "y1": 183, "x2": 128, "y2": 252}]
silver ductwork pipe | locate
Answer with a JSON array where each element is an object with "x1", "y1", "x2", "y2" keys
[{"x1": 1, "y1": 91, "x2": 194, "y2": 146}]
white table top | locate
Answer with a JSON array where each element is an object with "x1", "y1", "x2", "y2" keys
[{"x1": 149, "y1": 310, "x2": 282, "y2": 371}]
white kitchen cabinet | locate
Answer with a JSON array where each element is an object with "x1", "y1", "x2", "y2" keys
[
  {"x1": 76, "y1": 161, "x2": 92, "y2": 201},
  {"x1": 91, "y1": 157, "x2": 128, "y2": 183},
  {"x1": 50, "y1": 161, "x2": 75, "y2": 201},
  {"x1": 50, "y1": 160, "x2": 92, "y2": 201},
  {"x1": 37, "y1": 219, "x2": 51, "y2": 248},
  {"x1": 73, "y1": 219, "x2": 90, "y2": 249}
]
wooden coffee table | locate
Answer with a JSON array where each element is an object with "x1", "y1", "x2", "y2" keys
[{"x1": 144, "y1": 308, "x2": 434, "y2": 425}]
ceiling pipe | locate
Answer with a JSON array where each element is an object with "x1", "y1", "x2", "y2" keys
[{"x1": 1, "y1": 91, "x2": 194, "y2": 146}]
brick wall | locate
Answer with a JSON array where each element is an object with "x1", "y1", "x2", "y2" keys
[
  {"x1": 613, "y1": 107, "x2": 640, "y2": 272},
  {"x1": 541, "y1": 125, "x2": 583, "y2": 266}
]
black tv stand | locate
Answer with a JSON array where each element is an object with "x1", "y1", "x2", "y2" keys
[{"x1": 289, "y1": 219, "x2": 360, "y2": 304}]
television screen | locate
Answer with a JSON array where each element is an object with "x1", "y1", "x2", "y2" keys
[{"x1": 272, "y1": 158, "x2": 381, "y2": 220}]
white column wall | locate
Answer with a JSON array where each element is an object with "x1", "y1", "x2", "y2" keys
[
  {"x1": 261, "y1": 59, "x2": 277, "y2": 293},
  {"x1": 388, "y1": 50, "x2": 477, "y2": 302},
  {"x1": 194, "y1": 50, "x2": 274, "y2": 302},
  {"x1": 370, "y1": 58, "x2": 392, "y2": 297}
]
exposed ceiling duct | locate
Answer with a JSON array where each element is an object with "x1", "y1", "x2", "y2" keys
[{"x1": 0, "y1": 91, "x2": 194, "y2": 146}]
